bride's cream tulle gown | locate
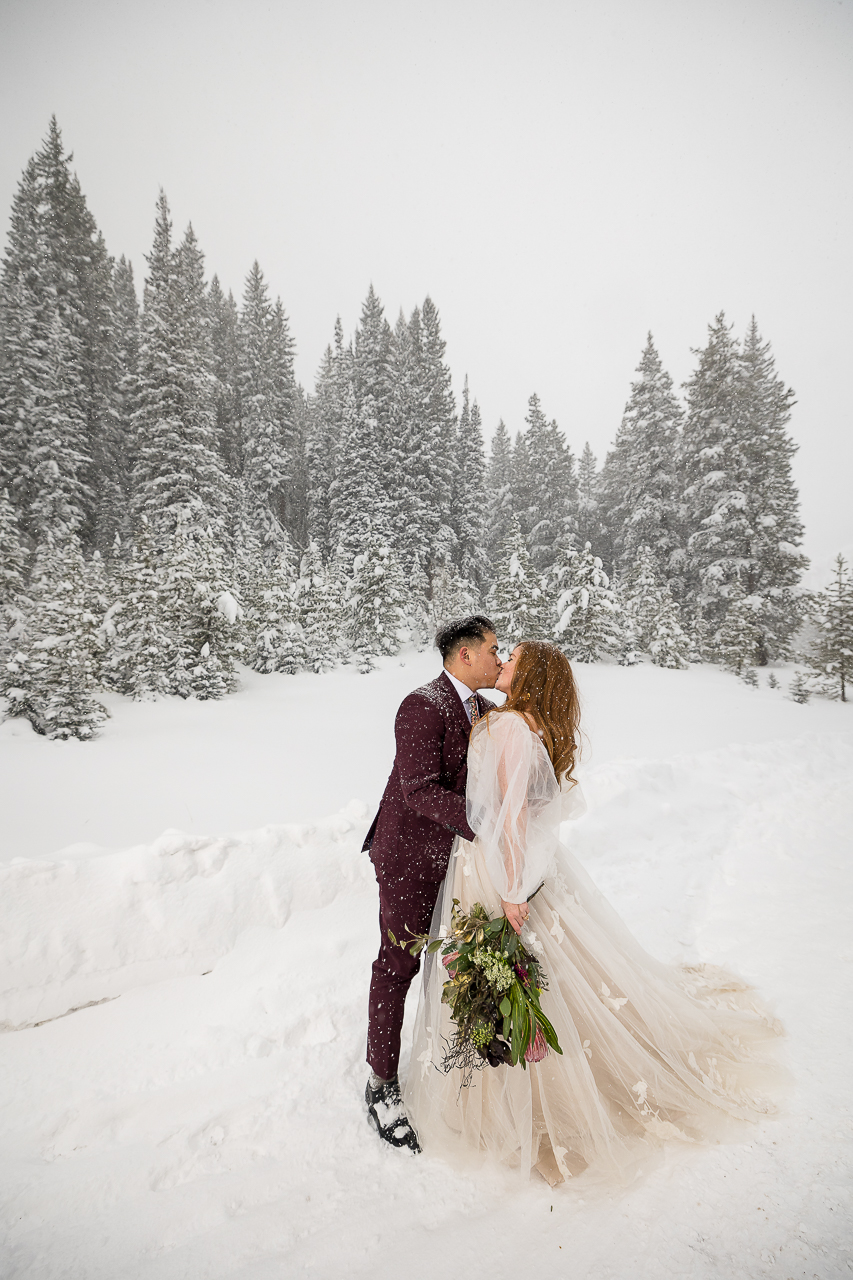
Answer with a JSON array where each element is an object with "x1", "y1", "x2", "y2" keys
[{"x1": 404, "y1": 711, "x2": 788, "y2": 1186}]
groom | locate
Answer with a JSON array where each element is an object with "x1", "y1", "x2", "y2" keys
[{"x1": 363, "y1": 615, "x2": 502, "y2": 1151}]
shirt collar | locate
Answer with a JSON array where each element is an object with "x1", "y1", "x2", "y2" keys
[{"x1": 444, "y1": 669, "x2": 478, "y2": 708}]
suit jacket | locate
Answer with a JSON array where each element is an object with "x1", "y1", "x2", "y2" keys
[{"x1": 363, "y1": 671, "x2": 495, "y2": 884}]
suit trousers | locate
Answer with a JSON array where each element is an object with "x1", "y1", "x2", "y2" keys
[{"x1": 367, "y1": 867, "x2": 444, "y2": 1081}]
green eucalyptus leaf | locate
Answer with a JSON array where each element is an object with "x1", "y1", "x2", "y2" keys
[
  {"x1": 535, "y1": 1009, "x2": 563, "y2": 1055},
  {"x1": 510, "y1": 984, "x2": 525, "y2": 1065},
  {"x1": 427, "y1": 938, "x2": 443, "y2": 954}
]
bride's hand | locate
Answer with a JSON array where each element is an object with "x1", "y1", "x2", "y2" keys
[{"x1": 501, "y1": 898, "x2": 529, "y2": 935}]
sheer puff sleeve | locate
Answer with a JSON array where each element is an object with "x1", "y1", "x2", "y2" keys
[{"x1": 465, "y1": 711, "x2": 564, "y2": 904}]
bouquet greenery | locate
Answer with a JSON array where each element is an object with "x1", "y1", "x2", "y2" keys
[{"x1": 391, "y1": 899, "x2": 562, "y2": 1087}]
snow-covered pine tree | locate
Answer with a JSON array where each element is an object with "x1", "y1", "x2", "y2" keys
[
  {"x1": 576, "y1": 443, "x2": 603, "y2": 551},
  {"x1": 306, "y1": 318, "x2": 349, "y2": 556},
  {"x1": 618, "y1": 545, "x2": 690, "y2": 668},
  {"x1": 451, "y1": 379, "x2": 488, "y2": 594},
  {"x1": 131, "y1": 196, "x2": 231, "y2": 540},
  {"x1": 296, "y1": 540, "x2": 338, "y2": 672},
  {"x1": 271, "y1": 298, "x2": 307, "y2": 550},
  {"x1": 485, "y1": 418, "x2": 515, "y2": 565},
  {"x1": 158, "y1": 508, "x2": 241, "y2": 699},
  {"x1": 99, "y1": 255, "x2": 139, "y2": 551},
  {"x1": 344, "y1": 522, "x2": 411, "y2": 673},
  {"x1": 208, "y1": 275, "x2": 241, "y2": 476},
  {"x1": 685, "y1": 604, "x2": 711, "y2": 664},
  {"x1": 245, "y1": 546, "x2": 307, "y2": 675},
  {"x1": 680, "y1": 313, "x2": 747, "y2": 608},
  {"x1": 0, "y1": 119, "x2": 115, "y2": 550},
  {"x1": 520, "y1": 394, "x2": 577, "y2": 571},
  {"x1": 737, "y1": 317, "x2": 809, "y2": 659},
  {"x1": 714, "y1": 580, "x2": 761, "y2": 674},
  {"x1": 552, "y1": 542, "x2": 622, "y2": 662},
  {"x1": 617, "y1": 546, "x2": 661, "y2": 652},
  {"x1": 767, "y1": 672, "x2": 779, "y2": 689},
  {"x1": 511, "y1": 429, "x2": 534, "y2": 545},
  {"x1": 803, "y1": 554, "x2": 853, "y2": 701},
  {"x1": 419, "y1": 296, "x2": 458, "y2": 583},
  {"x1": 354, "y1": 284, "x2": 392, "y2": 436},
  {"x1": 0, "y1": 488, "x2": 29, "y2": 662},
  {"x1": 0, "y1": 487, "x2": 28, "y2": 608},
  {"x1": 614, "y1": 577, "x2": 643, "y2": 667},
  {"x1": 86, "y1": 548, "x2": 111, "y2": 683},
  {"x1": 157, "y1": 510, "x2": 202, "y2": 698},
  {"x1": 3, "y1": 533, "x2": 108, "y2": 738},
  {"x1": 789, "y1": 671, "x2": 810, "y2": 704},
  {"x1": 487, "y1": 517, "x2": 547, "y2": 647},
  {"x1": 26, "y1": 308, "x2": 94, "y2": 542},
  {"x1": 647, "y1": 592, "x2": 690, "y2": 670},
  {"x1": 680, "y1": 314, "x2": 807, "y2": 661},
  {"x1": 598, "y1": 334, "x2": 683, "y2": 585},
  {"x1": 613, "y1": 571, "x2": 642, "y2": 667},
  {"x1": 0, "y1": 148, "x2": 91, "y2": 543},
  {"x1": 385, "y1": 306, "x2": 437, "y2": 591},
  {"x1": 429, "y1": 558, "x2": 480, "y2": 630},
  {"x1": 38, "y1": 122, "x2": 115, "y2": 550},
  {"x1": 103, "y1": 516, "x2": 173, "y2": 698},
  {"x1": 0, "y1": 156, "x2": 39, "y2": 513},
  {"x1": 190, "y1": 522, "x2": 243, "y2": 695},
  {"x1": 384, "y1": 301, "x2": 459, "y2": 614},
  {"x1": 237, "y1": 262, "x2": 293, "y2": 557},
  {"x1": 328, "y1": 381, "x2": 393, "y2": 571}
]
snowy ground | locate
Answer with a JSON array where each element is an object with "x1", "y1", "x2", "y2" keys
[{"x1": 1, "y1": 655, "x2": 852, "y2": 1278}]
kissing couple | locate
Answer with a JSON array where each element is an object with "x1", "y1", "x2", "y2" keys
[{"x1": 363, "y1": 615, "x2": 787, "y2": 1185}]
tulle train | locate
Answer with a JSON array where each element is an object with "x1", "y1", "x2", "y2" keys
[{"x1": 404, "y1": 836, "x2": 789, "y2": 1186}]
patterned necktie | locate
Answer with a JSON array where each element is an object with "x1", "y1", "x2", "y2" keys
[{"x1": 467, "y1": 694, "x2": 481, "y2": 726}]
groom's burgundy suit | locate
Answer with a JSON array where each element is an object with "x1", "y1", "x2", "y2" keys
[{"x1": 365, "y1": 671, "x2": 494, "y2": 1081}]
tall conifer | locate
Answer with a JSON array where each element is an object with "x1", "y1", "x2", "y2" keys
[
  {"x1": 598, "y1": 335, "x2": 682, "y2": 583},
  {"x1": 328, "y1": 382, "x2": 391, "y2": 569},
  {"x1": 131, "y1": 196, "x2": 230, "y2": 539},
  {"x1": 522, "y1": 394, "x2": 577, "y2": 569},
  {"x1": 485, "y1": 418, "x2": 515, "y2": 564},
  {"x1": 487, "y1": 517, "x2": 547, "y2": 646},
  {"x1": 681, "y1": 314, "x2": 806, "y2": 661},
  {"x1": 238, "y1": 262, "x2": 291, "y2": 556},
  {"x1": 0, "y1": 120, "x2": 113, "y2": 545},
  {"x1": 552, "y1": 542, "x2": 621, "y2": 662},
  {"x1": 3, "y1": 534, "x2": 108, "y2": 738},
  {"x1": 306, "y1": 317, "x2": 349, "y2": 555},
  {"x1": 208, "y1": 275, "x2": 241, "y2": 475},
  {"x1": 804, "y1": 555, "x2": 853, "y2": 701},
  {"x1": 452, "y1": 382, "x2": 488, "y2": 591},
  {"x1": 100, "y1": 256, "x2": 139, "y2": 550}
]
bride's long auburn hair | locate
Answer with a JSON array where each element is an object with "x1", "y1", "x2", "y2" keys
[{"x1": 492, "y1": 640, "x2": 581, "y2": 785}]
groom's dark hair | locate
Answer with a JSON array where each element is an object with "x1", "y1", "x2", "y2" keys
[{"x1": 435, "y1": 615, "x2": 497, "y2": 662}]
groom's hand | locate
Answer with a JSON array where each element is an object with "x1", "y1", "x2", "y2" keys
[{"x1": 501, "y1": 898, "x2": 528, "y2": 935}]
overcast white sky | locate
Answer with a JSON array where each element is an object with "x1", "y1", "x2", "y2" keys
[{"x1": 1, "y1": 0, "x2": 850, "y2": 580}]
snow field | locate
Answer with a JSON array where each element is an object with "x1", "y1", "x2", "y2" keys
[{"x1": 1, "y1": 655, "x2": 852, "y2": 1278}]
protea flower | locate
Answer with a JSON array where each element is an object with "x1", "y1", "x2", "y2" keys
[{"x1": 525, "y1": 1025, "x2": 549, "y2": 1063}]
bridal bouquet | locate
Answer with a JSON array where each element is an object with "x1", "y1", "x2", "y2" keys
[{"x1": 391, "y1": 900, "x2": 562, "y2": 1086}]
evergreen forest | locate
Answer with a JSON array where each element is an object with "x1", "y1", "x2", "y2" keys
[{"x1": 1, "y1": 121, "x2": 849, "y2": 739}]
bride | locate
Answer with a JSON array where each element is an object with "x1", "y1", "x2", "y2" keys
[{"x1": 404, "y1": 640, "x2": 788, "y2": 1185}]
